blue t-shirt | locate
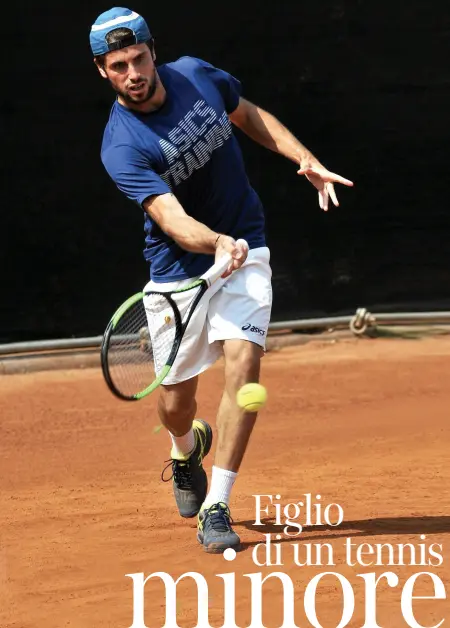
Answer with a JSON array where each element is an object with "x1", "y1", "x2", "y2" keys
[{"x1": 101, "y1": 56, "x2": 266, "y2": 281}]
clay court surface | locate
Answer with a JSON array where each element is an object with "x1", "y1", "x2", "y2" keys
[{"x1": 1, "y1": 335, "x2": 449, "y2": 627}]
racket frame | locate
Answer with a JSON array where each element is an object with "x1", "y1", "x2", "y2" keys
[
  {"x1": 100, "y1": 241, "x2": 248, "y2": 401},
  {"x1": 101, "y1": 279, "x2": 207, "y2": 401}
]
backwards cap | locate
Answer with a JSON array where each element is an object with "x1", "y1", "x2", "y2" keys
[{"x1": 90, "y1": 7, "x2": 152, "y2": 56}]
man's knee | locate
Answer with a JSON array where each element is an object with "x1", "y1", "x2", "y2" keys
[
  {"x1": 158, "y1": 377, "x2": 198, "y2": 424},
  {"x1": 223, "y1": 340, "x2": 263, "y2": 391}
]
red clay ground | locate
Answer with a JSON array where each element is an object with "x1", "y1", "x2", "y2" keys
[{"x1": 1, "y1": 335, "x2": 449, "y2": 627}]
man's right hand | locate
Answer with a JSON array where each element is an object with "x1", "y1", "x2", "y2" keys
[{"x1": 214, "y1": 235, "x2": 249, "y2": 278}]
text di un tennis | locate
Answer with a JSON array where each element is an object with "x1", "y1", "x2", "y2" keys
[{"x1": 126, "y1": 494, "x2": 446, "y2": 628}]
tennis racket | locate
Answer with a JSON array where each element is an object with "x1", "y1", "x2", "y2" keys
[{"x1": 100, "y1": 239, "x2": 248, "y2": 401}]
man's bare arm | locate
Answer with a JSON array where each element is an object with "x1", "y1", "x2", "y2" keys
[
  {"x1": 229, "y1": 97, "x2": 317, "y2": 166},
  {"x1": 143, "y1": 193, "x2": 247, "y2": 275},
  {"x1": 144, "y1": 193, "x2": 220, "y2": 254},
  {"x1": 229, "y1": 97, "x2": 353, "y2": 211}
]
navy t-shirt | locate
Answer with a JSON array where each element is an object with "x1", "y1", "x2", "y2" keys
[{"x1": 101, "y1": 56, "x2": 266, "y2": 282}]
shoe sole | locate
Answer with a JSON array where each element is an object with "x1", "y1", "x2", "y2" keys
[
  {"x1": 202, "y1": 542, "x2": 242, "y2": 554},
  {"x1": 197, "y1": 532, "x2": 241, "y2": 554}
]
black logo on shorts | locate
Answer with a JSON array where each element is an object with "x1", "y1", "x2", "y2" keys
[{"x1": 242, "y1": 322, "x2": 266, "y2": 336}]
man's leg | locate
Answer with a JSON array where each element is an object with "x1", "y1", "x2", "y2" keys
[
  {"x1": 214, "y1": 339, "x2": 261, "y2": 471},
  {"x1": 159, "y1": 376, "x2": 213, "y2": 519},
  {"x1": 197, "y1": 339, "x2": 262, "y2": 552},
  {"x1": 158, "y1": 376, "x2": 198, "y2": 452}
]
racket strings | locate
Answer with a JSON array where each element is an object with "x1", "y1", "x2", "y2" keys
[
  {"x1": 105, "y1": 284, "x2": 203, "y2": 399},
  {"x1": 107, "y1": 294, "x2": 176, "y2": 397},
  {"x1": 144, "y1": 286, "x2": 203, "y2": 376}
]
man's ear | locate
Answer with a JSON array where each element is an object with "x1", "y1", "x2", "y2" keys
[{"x1": 94, "y1": 59, "x2": 108, "y2": 79}]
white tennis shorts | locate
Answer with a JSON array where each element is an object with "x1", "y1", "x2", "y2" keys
[{"x1": 143, "y1": 246, "x2": 272, "y2": 385}]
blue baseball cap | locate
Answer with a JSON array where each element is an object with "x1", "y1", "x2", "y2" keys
[{"x1": 90, "y1": 7, "x2": 152, "y2": 56}]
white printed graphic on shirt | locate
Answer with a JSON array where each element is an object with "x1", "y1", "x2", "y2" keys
[{"x1": 159, "y1": 99, "x2": 232, "y2": 187}]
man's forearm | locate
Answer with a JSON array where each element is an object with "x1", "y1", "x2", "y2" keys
[
  {"x1": 231, "y1": 99, "x2": 319, "y2": 166},
  {"x1": 163, "y1": 214, "x2": 219, "y2": 254},
  {"x1": 144, "y1": 193, "x2": 221, "y2": 254}
]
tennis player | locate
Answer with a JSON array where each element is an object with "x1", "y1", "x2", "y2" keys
[{"x1": 89, "y1": 7, "x2": 353, "y2": 553}]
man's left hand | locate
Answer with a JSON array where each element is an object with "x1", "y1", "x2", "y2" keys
[{"x1": 298, "y1": 162, "x2": 354, "y2": 211}]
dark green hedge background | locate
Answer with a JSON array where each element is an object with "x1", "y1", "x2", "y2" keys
[{"x1": 2, "y1": 1, "x2": 449, "y2": 341}]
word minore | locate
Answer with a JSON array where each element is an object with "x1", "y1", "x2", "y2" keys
[{"x1": 125, "y1": 569, "x2": 446, "y2": 628}]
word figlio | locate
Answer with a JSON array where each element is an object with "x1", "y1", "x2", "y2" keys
[{"x1": 253, "y1": 494, "x2": 344, "y2": 537}]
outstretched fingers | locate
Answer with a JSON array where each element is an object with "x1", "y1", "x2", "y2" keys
[
  {"x1": 327, "y1": 171, "x2": 354, "y2": 187},
  {"x1": 319, "y1": 183, "x2": 340, "y2": 212},
  {"x1": 298, "y1": 165, "x2": 354, "y2": 187},
  {"x1": 328, "y1": 183, "x2": 339, "y2": 206}
]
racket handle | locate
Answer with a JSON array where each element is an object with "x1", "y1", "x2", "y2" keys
[{"x1": 202, "y1": 239, "x2": 249, "y2": 287}]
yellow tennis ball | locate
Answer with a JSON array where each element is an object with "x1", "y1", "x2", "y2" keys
[{"x1": 236, "y1": 383, "x2": 267, "y2": 412}]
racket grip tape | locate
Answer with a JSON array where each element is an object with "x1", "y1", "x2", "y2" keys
[{"x1": 202, "y1": 239, "x2": 249, "y2": 286}]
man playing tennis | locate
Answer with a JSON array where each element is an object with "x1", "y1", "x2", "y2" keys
[{"x1": 90, "y1": 7, "x2": 353, "y2": 553}]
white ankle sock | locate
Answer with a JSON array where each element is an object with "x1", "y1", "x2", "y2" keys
[
  {"x1": 169, "y1": 428, "x2": 196, "y2": 459},
  {"x1": 203, "y1": 466, "x2": 237, "y2": 508}
]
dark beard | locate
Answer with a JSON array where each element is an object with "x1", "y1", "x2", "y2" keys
[{"x1": 115, "y1": 67, "x2": 158, "y2": 105}]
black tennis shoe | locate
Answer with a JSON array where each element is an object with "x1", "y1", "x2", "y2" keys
[{"x1": 162, "y1": 419, "x2": 213, "y2": 518}]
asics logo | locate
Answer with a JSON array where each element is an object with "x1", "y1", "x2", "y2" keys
[{"x1": 242, "y1": 323, "x2": 266, "y2": 336}]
